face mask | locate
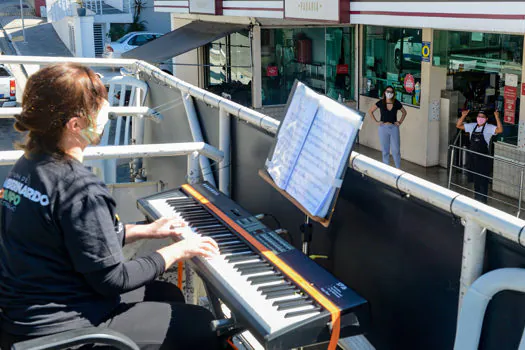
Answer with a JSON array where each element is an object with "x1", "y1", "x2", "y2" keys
[
  {"x1": 385, "y1": 92, "x2": 394, "y2": 99},
  {"x1": 81, "y1": 100, "x2": 110, "y2": 145},
  {"x1": 477, "y1": 117, "x2": 487, "y2": 126}
]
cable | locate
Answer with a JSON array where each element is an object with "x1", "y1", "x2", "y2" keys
[{"x1": 261, "y1": 213, "x2": 281, "y2": 229}]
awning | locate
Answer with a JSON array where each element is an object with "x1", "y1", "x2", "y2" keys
[{"x1": 122, "y1": 21, "x2": 249, "y2": 63}]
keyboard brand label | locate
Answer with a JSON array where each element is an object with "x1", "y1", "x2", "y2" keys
[{"x1": 321, "y1": 282, "x2": 348, "y2": 299}]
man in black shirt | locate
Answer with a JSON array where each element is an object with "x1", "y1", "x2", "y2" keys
[{"x1": 0, "y1": 63, "x2": 220, "y2": 349}]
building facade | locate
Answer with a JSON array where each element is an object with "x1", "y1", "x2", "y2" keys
[{"x1": 151, "y1": 0, "x2": 525, "y2": 176}]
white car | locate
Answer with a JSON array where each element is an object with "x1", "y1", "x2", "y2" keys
[
  {"x1": 0, "y1": 65, "x2": 16, "y2": 107},
  {"x1": 104, "y1": 32, "x2": 173, "y2": 74}
]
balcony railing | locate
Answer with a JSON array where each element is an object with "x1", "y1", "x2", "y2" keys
[{"x1": 82, "y1": 0, "x2": 131, "y2": 15}]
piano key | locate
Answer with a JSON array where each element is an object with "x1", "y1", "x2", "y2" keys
[
  {"x1": 273, "y1": 296, "x2": 308, "y2": 307},
  {"x1": 234, "y1": 261, "x2": 270, "y2": 270},
  {"x1": 248, "y1": 274, "x2": 284, "y2": 285},
  {"x1": 225, "y1": 253, "x2": 259, "y2": 263},
  {"x1": 265, "y1": 289, "x2": 299, "y2": 300},
  {"x1": 258, "y1": 283, "x2": 294, "y2": 294},
  {"x1": 221, "y1": 245, "x2": 251, "y2": 254},
  {"x1": 217, "y1": 240, "x2": 243, "y2": 247},
  {"x1": 284, "y1": 306, "x2": 322, "y2": 319},
  {"x1": 239, "y1": 265, "x2": 274, "y2": 276}
]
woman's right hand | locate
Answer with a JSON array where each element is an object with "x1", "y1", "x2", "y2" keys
[
  {"x1": 158, "y1": 235, "x2": 219, "y2": 269},
  {"x1": 175, "y1": 235, "x2": 219, "y2": 260},
  {"x1": 461, "y1": 109, "x2": 470, "y2": 118}
]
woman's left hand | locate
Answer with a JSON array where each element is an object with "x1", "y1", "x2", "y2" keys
[
  {"x1": 147, "y1": 217, "x2": 186, "y2": 239},
  {"x1": 395, "y1": 121, "x2": 401, "y2": 126}
]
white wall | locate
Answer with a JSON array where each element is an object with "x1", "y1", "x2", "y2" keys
[
  {"x1": 105, "y1": 0, "x2": 123, "y2": 11},
  {"x1": 170, "y1": 16, "x2": 200, "y2": 85},
  {"x1": 76, "y1": 16, "x2": 96, "y2": 57},
  {"x1": 141, "y1": 0, "x2": 171, "y2": 34}
]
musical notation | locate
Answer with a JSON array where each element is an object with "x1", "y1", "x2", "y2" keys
[{"x1": 266, "y1": 82, "x2": 361, "y2": 218}]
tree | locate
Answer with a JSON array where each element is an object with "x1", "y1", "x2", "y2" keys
[{"x1": 128, "y1": 0, "x2": 148, "y2": 32}]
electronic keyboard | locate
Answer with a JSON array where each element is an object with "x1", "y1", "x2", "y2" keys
[{"x1": 137, "y1": 182, "x2": 369, "y2": 349}]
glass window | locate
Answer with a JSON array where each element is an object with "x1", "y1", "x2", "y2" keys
[
  {"x1": 205, "y1": 31, "x2": 252, "y2": 106},
  {"x1": 433, "y1": 30, "x2": 523, "y2": 145},
  {"x1": 261, "y1": 27, "x2": 354, "y2": 106},
  {"x1": 362, "y1": 26, "x2": 422, "y2": 107}
]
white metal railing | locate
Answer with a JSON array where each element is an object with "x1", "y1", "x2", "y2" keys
[
  {"x1": 448, "y1": 144, "x2": 525, "y2": 217},
  {"x1": 2, "y1": 55, "x2": 525, "y2": 350}
]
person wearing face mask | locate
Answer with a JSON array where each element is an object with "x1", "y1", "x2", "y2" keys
[
  {"x1": 367, "y1": 86, "x2": 407, "y2": 168},
  {"x1": 456, "y1": 108, "x2": 503, "y2": 203},
  {"x1": 0, "y1": 64, "x2": 221, "y2": 349}
]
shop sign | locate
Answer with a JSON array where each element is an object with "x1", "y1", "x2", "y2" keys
[
  {"x1": 421, "y1": 41, "x2": 431, "y2": 63},
  {"x1": 266, "y1": 66, "x2": 278, "y2": 77},
  {"x1": 189, "y1": 0, "x2": 218, "y2": 14},
  {"x1": 504, "y1": 86, "x2": 518, "y2": 101},
  {"x1": 521, "y1": 83, "x2": 525, "y2": 96},
  {"x1": 504, "y1": 98, "x2": 516, "y2": 124},
  {"x1": 336, "y1": 64, "x2": 349, "y2": 75},
  {"x1": 284, "y1": 0, "x2": 349, "y2": 22},
  {"x1": 404, "y1": 74, "x2": 415, "y2": 93}
]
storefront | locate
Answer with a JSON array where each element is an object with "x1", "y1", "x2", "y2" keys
[
  {"x1": 362, "y1": 26, "x2": 422, "y2": 107},
  {"x1": 259, "y1": 26, "x2": 355, "y2": 106},
  {"x1": 433, "y1": 30, "x2": 523, "y2": 145},
  {"x1": 204, "y1": 30, "x2": 253, "y2": 107}
]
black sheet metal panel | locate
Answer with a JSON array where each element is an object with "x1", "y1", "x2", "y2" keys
[{"x1": 122, "y1": 21, "x2": 249, "y2": 62}]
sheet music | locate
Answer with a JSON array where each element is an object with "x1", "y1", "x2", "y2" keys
[
  {"x1": 266, "y1": 81, "x2": 362, "y2": 219},
  {"x1": 266, "y1": 84, "x2": 318, "y2": 189},
  {"x1": 286, "y1": 102, "x2": 355, "y2": 217}
]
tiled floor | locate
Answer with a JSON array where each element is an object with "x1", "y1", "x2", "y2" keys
[{"x1": 354, "y1": 144, "x2": 522, "y2": 218}]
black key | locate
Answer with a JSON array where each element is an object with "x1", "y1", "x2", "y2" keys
[
  {"x1": 195, "y1": 224, "x2": 223, "y2": 230},
  {"x1": 168, "y1": 203, "x2": 198, "y2": 209},
  {"x1": 265, "y1": 289, "x2": 298, "y2": 300},
  {"x1": 257, "y1": 283, "x2": 292, "y2": 293},
  {"x1": 167, "y1": 200, "x2": 195, "y2": 205},
  {"x1": 284, "y1": 306, "x2": 322, "y2": 318},
  {"x1": 235, "y1": 261, "x2": 269, "y2": 270},
  {"x1": 217, "y1": 240, "x2": 242, "y2": 247},
  {"x1": 197, "y1": 227, "x2": 227, "y2": 234},
  {"x1": 176, "y1": 208, "x2": 204, "y2": 214},
  {"x1": 180, "y1": 213, "x2": 213, "y2": 219},
  {"x1": 240, "y1": 265, "x2": 274, "y2": 276},
  {"x1": 221, "y1": 245, "x2": 250, "y2": 254},
  {"x1": 248, "y1": 274, "x2": 283, "y2": 285},
  {"x1": 225, "y1": 253, "x2": 257, "y2": 263},
  {"x1": 205, "y1": 233, "x2": 234, "y2": 239},
  {"x1": 274, "y1": 297, "x2": 311, "y2": 311},
  {"x1": 190, "y1": 219, "x2": 220, "y2": 228}
]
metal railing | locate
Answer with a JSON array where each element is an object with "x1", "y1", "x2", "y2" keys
[
  {"x1": 2, "y1": 55, "x2": 525, "y2": 350},
  {"x1": 448, "y1": 144, "x2": 525, "y2": 217}
]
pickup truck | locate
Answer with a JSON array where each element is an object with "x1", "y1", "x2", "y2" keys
[{"x1": 0, "y1": 65, "x2": 16, "y2": 107}]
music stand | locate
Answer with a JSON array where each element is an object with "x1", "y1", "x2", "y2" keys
[{"x1": 260, "y1": 81, "x2": 363, "y2": 255}]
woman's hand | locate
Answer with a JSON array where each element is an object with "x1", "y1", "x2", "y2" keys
[
  {"x1": 394, "y1": 121, "x2": 401, "y2": 126},
  {"x1": 146, "y1": 217, "x2": 186, "y2": 239},
  {"x1": 461, "y1": 109, "x2": 470, "y2": 118},
  {"x1": 158, "y1": 235, "x2": 220, "y2": 268}
]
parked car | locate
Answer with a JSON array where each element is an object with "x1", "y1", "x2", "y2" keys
[
  {"x1": 104, "y1": 32, "x2": 173, "y2": 75},
  {"x1": 0, "y1": 65, "x2": 16, "y2": 107}
]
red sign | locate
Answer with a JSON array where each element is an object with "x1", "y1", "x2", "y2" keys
[
  {"x1": 504, "y1": 98, "x2": 516, "y2": 124},
  {"x1": 522, "y1": 83, "x2": 525, "y2": 96},
  {"x1": 504, "y1": 86, "x2": 518, "y2": 100},
  {"x1": 266, "y1": 66, "x2": 278, "y2": 77},
  {"x1": 336, "y1": 64, "x2": 349, "y2": 74},
  {"x1": 404, "y1": 74, "x2": 415, "y2": 93}
]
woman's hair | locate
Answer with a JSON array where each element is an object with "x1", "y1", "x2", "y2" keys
[
  {"x1": 382, "y1": 85, "x2": 396, "y2": 105},
  {"x1": 14, "y1": 63, "x2": 108, "y2": 157}
]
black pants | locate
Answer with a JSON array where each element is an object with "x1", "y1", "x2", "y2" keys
[
  {"x1": 472, "y1": 154, "x2": 491, "y2": 204},
  {"x1": 1, "y1": 281, "x2": 219, "y2": 350}
]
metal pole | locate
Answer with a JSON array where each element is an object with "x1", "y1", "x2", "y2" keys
[
  {"x1": 219, "y1": 107, "x2": 231, "y2": 196},
  {"x1": 20, "y1": 0, "x2": 26, "y2": 43},
  {"x1": 458, "y1": 218, "x2": 486, "y2": 314},
  {"x1": 187, "y1": 151, "x2": 200, "y2": 185},
  {"x1": 181, "y1": 93, "x2": 216, "y2": 187},
  {"x1": 448, "y1": 146, "x2": 455, "y2": 189},
  {"x1": 519, "y1": 170, "x2": 524, "y2": 218}
]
